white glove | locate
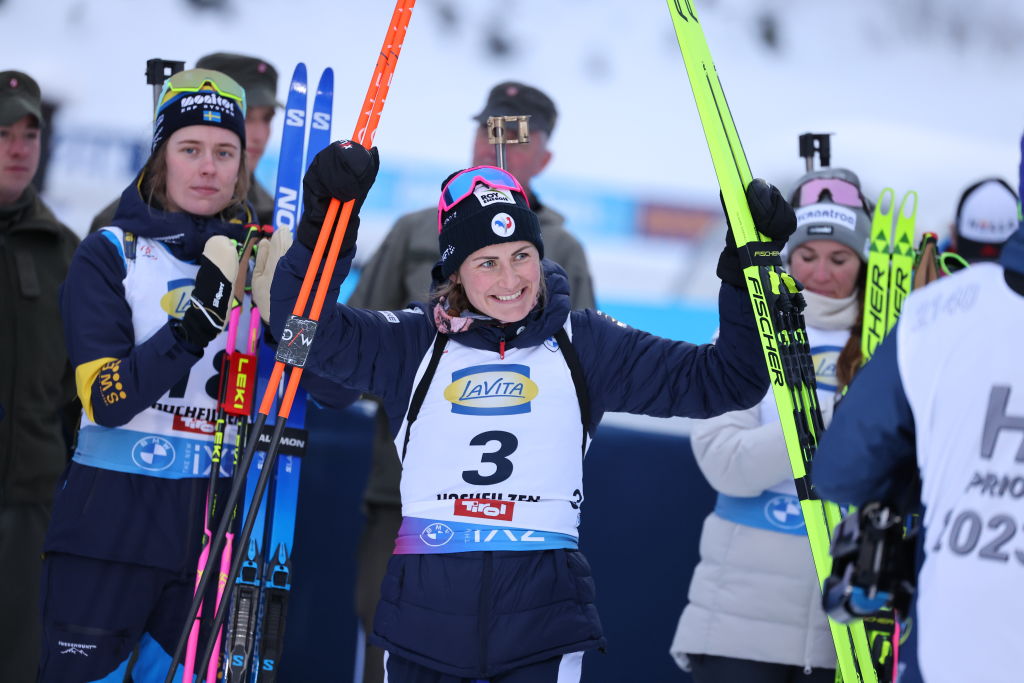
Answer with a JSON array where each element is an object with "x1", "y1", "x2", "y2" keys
[{"x1": 251, "y1": 228, "x2": 293, "y2": 324}]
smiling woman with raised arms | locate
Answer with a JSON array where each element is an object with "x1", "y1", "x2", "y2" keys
[{"x1": 256, "y1": 143, "x2": 797, "y2": 682}]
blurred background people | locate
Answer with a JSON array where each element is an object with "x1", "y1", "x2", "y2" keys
[
  {"x1": 0, "y1": 68, "x2": 80, "y2": 683},
  {"x1": 943, "y1": 177, "x2": 1019, "y2": 269}
]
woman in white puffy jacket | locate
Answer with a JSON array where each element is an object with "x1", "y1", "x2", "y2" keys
[{"x1": 671, "y1": 168, "x2": 874, "y2": 682}]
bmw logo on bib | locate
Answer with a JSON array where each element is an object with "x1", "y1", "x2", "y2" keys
[
  {"x1": 131, "y1": 436, "x2": 176, "y2": 472},
  {"x1": 764, "y1": 495, "x2": 804, "y2": 531},
  {"x1": 420, "y1": 522, "x2": 454, "y2": 548}
]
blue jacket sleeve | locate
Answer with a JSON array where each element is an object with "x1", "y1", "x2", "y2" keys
[
  {"x1": 573, "y1": 283, "x2": 769, "y2": 424},
  {"x1": 269, "y1": 242, "x2": 435, "y2": 407},
  {"x1": 812, "y1": 327, "x2": 917, "y2": 505},
  {"x1": 299, "y1": 374, "x2": 363, "y2": 410},
  {"x1": 61, "y1": 232, "x2": 205, "y2": 427}
]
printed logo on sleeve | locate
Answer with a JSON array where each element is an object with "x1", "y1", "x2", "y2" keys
[
  {"x1": 454, "y1": 498, "x2": 515, "y2": 521},
  {"x1": 443, "y1": 363, "x2": 538, "y2": 415},
  {"x1": 98, "y1": 360, "x2": 127, "y2": 406},
  {"x1": 379, "y1": 310, "x2": 400, "y2": 324}
]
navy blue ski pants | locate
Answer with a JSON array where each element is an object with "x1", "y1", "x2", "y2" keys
[
  {"x1": 37, "y1": 552, "x2": 214, "y2": 682},
  {"x1": 384, "y1": 650, "x2": 583, "y2": 683}
]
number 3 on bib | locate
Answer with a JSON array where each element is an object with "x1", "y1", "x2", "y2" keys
[{"x1": 462, "y1": 430, "x2": 518, "y2": 486}]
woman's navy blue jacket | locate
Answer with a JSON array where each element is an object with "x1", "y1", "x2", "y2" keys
[{"x1": 271, "y1": 241, "x2": 770, "y2": 677}]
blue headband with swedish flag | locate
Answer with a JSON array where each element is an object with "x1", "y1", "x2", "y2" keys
[{"x1": 152, "y1": 68, "x2": 247, "y2": 153}]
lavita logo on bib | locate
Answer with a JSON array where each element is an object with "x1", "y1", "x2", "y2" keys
[
  {"x1": 161, "y1": 277, "x2": 194, "y2": 320},
  {"x1": 811, "y1": 345, "x2": 841, "y2": 391},
  {"x1": 444, "y1": 363, "x2": 539, "y2": 415}
]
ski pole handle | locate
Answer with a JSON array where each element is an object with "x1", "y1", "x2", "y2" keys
[{"x1": 256, "y1": 0, "x2": 413, "y2": 421}]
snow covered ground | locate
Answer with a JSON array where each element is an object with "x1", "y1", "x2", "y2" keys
[{"x1": 5, "y1": 0, "x2": 1023, "y2": 313}]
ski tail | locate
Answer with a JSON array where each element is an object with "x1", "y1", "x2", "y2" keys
[
  {"x1": 887, "y1": 191, "x2": 917, "y2": 330},
  {"x1": 271, "y1": 63, "x2": 309, "y2": 240},
  {"x1": 226, "y1": 536, "x2": 263, "y2": 682},
  {"x1": 863, "y1": 188, "x2": 896, "y2": 363},
  {"x1": 305, "y1": 68, "x2": 335, "y2": 173},
  {"x1": 253, "y1": 543, "x2": 293, "y2": 681}
]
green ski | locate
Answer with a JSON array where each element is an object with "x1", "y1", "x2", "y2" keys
[
  {"x1": 863, "y1": 189, "x2": 917, "y2": 362},
  {"x1": 666, "y1": 1, "x2": 877, "y2": 681},
  {"x1": 888, "y1": 192, "x2": 917, "y2": 330},
  {"x1": 863, "y1": 189, "x2": 896, "y2": 360},
  {"x1": 856, "y1": 188, "x2": 918, "y2": 681}
]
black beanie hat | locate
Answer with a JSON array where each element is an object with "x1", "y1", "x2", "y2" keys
[{"x1": 437, "y1": 167, "x2": 544, "y2": 279}]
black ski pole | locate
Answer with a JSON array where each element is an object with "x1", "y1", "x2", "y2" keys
[{"x1": 163, "y1": 410, "x2": 270, "y2": 683}]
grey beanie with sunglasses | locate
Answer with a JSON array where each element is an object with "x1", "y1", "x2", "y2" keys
[{"x1": 786, "y1": 168, "x2": 872, "y2": 262}]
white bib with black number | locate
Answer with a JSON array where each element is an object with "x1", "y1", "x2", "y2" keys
[
  {"x1": 73, "y1": 228, "x2": 234, "y2": 480},
  {"x1": 393, "y1": 320, "x2": 588, "y2": 554}
]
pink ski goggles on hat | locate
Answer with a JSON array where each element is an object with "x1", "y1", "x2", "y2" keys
[
  {"x1": 796, "y1": 177, "x2": 867, "y2": 210},
  {"x1": 437, "y1": 166, "x2": 529, "y2": 233}
]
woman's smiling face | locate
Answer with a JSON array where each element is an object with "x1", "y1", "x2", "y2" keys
[{"x1": 456, "y1": 240, "x2": 541, "y2": 322}]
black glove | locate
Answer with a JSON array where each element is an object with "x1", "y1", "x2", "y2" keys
[
  {"x1": 717, "y1": 179, "x2": 796, "y2": 287},
  {"x1": 296, "y1": 140, "x2": 380, "y2": 251},
  {"x1": 176, "y1": 236, "x2": 239, "y2": 348}
]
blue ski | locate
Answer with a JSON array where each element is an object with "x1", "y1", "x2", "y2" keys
[
  {"x1": 225, "y1": 62, "x2": 309, "y2": 683},
  {"x1": 252, "y1": 65, "x2": 334, "y2": 683},
  {"x1": 305, "y1": 68, "x2": 334, "y2": 174},
  {"x1": 250, "y1": 348, "x2": 308, "y2": 683}
]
